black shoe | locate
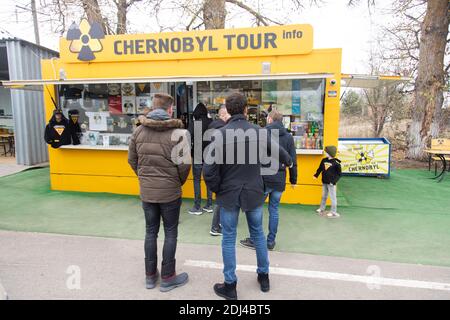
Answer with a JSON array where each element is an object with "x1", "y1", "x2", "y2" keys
[
  {"x1": 267, "y1": 241, "x2": 276, "y2": 251},
  {"x1": 210, "y1": 227, "x2": 222, "y2": 236},
  {"x1": 145, "y1": 269, "x2": 159, "y2": 289},
  {"x1": 213, "y1": 281, "x2": 237, "y2": 300},
  {"x1": 188, "y1": 207, "x2": 203, "y2": 215},
  {"x1": 239, "y1": 238, "x2": 255, "y2": 250},
  {"x1": 257, "y1": 273, "x2": 270, "y2": 292},
  {"x1": 203, "y1": 205, "x2": 214, "y2": 213},
  {"x1": 160, "y1": 272, "x2": 189, "y2": 292}
]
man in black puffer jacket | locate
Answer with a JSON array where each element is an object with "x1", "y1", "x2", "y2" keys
[{"x1": 240, "y1": 110, "x2": 297, "y2": 251}]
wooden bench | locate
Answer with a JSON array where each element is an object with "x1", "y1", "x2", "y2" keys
[{"x1": 428, "y1": 138, "x2": 450, "y2": 174}]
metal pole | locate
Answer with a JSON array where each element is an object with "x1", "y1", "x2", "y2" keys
[{"x1": 31, "y1": 0, "x2": 40, "y2": 45}]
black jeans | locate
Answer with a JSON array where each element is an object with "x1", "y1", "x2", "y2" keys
[
  {"x1": 143, "y1": 198, "x2": 181, "y2": 278},
  {"x1": 193, "y1": 163, "x2": 212, "y2": 208},
  {"x1": 211, "y1": 204, "x2": 221, "y2": 230}
]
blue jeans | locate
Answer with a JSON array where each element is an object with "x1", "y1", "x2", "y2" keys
[
  {"x1": 265, "y1": 188, "x2": 283, "y2": 244},
  {"x1": 193, "y1": 163, "x2": 212, "y2": 208},
  {"x1": 220, "y1": 205, "x2": 269, "y2": 283}
]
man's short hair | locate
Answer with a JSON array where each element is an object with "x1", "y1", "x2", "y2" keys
[
  {"x1": 225, "y1": 93, "x2": 247, "y2": 115},
  {"x1": 268, "y1": 109, "x2": 283, "y2": 122},
  {"x1": 152, "y1": 93, "x2": 174, "y2": 110}
]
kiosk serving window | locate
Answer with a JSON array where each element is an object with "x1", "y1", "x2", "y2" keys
[
  {"x1": 197, "y1": 78, "x2": 325, "y2": 151},
  {"x1": 58, "y1": 83, "x2": 167, "y2": 148}
]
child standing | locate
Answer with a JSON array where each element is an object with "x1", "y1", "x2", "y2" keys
[{"x1": 314, "y1": 145, "x2": 342, "y2": 218}]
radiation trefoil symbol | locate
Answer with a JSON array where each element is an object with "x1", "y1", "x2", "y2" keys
[
  {"x1": 67, "y1": 19, "x2": 105, "y2": 61},
  {"x1": 356, "y1": 150, "x2": 374, "y2": 165}
]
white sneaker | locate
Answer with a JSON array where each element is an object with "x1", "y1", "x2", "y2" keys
[
  {"x1": 315, "y1": 208, "x2": 325, "y2": 215},
  {"x1": 326, "y1": 212, "x2": 340, "y2": 218}
]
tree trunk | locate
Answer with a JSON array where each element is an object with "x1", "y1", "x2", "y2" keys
[
  {"x1": 80, "y1": 0, "x2": 108, "y2": 34},
  {"x1": 116, "y1": 0, "x2": 127, "y2": 34},
  {"x1": 203, "y1": 0, "x2": 226, "y2": 29},
  {"x1": 406, "y1": 0, "x2": 449, "y2": 160}
]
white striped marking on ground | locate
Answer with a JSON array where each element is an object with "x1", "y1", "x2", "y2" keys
[{"x1": 184, "y1": 260, "x2": 450, "y2": 292}]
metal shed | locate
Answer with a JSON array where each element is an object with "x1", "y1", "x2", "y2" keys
[{"x1": 0, "y1": 38, "x2": 58, "y2": 165}]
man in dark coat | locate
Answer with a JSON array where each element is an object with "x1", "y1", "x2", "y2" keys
[
  {"x1": 203, "y1": 93, "x2": 292, "y2": 300},
  {"x1": 240, "y1": 109, "x2": 297, "y2": 251},
  {"x1": 187, "y1": 102, "x2": 213, "y2": 215},
  {"x1": 44, "y1": 109, "x2": 72, "y2": 148}
]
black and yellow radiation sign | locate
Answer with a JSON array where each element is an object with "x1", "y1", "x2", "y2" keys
[{"x1": 54, "y1": 125, "x2": 65, "y2": 136}]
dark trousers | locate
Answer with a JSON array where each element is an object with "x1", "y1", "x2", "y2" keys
[
  {"x1": 143, "y1": 198, "x2": 181, "y2": 278},
  {"x1": 211, "y1": 204, "x2": 221, "y2": 230},
  {"x1": 193, "y1": 163, "x2": 212, "y2": 208}
]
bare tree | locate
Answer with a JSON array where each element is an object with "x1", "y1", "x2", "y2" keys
[
  {"x1": 39, "y1": 0, "x2": 147, "y2": 35},
  {"x1": 113, "y1": 0, "x2": 144, "y2": 34},
  {"x1": 185, "y1": 0, "x2": 320, "y2": 30},
  {"x1": 406, "y1": 0, "x2": 449, "y2": 159},
  {"x1": 80, "y1": 0, "x2": 109, "y2": 33},
  {"x1": 363, "y1": 85, "x2": 405, "y2": 137},
  {"x1": 353, "y1": 0, "x2": 449, "y2": 160}
]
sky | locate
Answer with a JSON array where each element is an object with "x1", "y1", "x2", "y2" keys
[{"x1": 0, "y1": 0, "x2": 396, "y2": 73}]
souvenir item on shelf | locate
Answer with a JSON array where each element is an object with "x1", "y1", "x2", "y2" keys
[
  {"x1": 122, "y1": 96, "x2": 136, "y2": 114},
  {"x1": 136, "y1": 96, "x2": 151, "y2": 114},
  {"x1": 108, "y1": 83, "x2": 121, "y2": 96},
  {"x1": 85, "y1": 111, "x2": 109, "y2": 131},
  {"x1": 121, "y1": 83, "x2": 136, "y2": 96},
  {"x1": 102, "y1": 135, "x2": 110, "y2": 147},
  {"x1": 68, "y1": 109, "x2": 81, "y2": 145},
  {"x1": 87, "y1": 131, "x2": 99, "y2": 146},
  {"x1": 87, "y1": 84, "x2": 108, "y2": 99},
  {"x1": 150, "y1": 82, "x2": 167, "y2": 93},
  {"x1": 136, "y1": 83, "x2": 151, "y2": 96},
  {"x1": 108, "y1": 95, "x2": 122, "y2": 114},
  {"x1": 118, "y1": 117, "x2": 128, "y2": 129}
]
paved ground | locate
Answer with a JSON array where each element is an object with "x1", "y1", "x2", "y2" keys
[
  {"x1": 1, "y1": 168, "x2": 450, "y2": 267},
  {"x1": 0, "y1": 157, "x2": 48, "y2": 177},
  {"x1": 1, "y1": 230, "x2": 450, "y2": 300}
]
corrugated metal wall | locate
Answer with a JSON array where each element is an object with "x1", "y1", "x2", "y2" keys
[{"x1": 6, "y1": 39, "x2": 58, "y2": 165}]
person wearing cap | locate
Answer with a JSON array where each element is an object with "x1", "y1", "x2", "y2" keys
[
  {"x1": 313, "y1": 145, "x2": 342, "y2": 218},
  {"x1": 44, "y1": 109, "x2": 72, "y2": 148}
]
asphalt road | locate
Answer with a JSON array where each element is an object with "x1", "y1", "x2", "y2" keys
[{"x1": 0, "y1": 230, "x2": 449, "y2": 300}]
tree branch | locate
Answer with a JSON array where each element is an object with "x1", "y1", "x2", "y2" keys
[
  {"x1": 186, "y1": 6, "x2": 204, "y2": 30},
  {"x1": 225, "y1": 0, "x2": 282, "y2": 26}
]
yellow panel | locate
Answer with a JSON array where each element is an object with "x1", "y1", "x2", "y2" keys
[
  {"x1": 51, "y1": 173, "x2": 139, "y2": 195},
  {"x1": 60, "y1": 24, "x2": 313, "y2": 63}
]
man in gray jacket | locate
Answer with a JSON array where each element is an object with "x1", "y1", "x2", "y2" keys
[{"x1": 128, "y1": 93, "x2": 191, "y2": 292}]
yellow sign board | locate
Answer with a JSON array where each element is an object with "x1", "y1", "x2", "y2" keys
[
  {"x1": 60, "y1": 22, "x2": 313, "y2": 63},
  {"x1": 338, "y1": 139, "x2": 391, "y2": 176}
]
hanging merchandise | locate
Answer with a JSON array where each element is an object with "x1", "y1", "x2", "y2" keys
[
  {"x1": 44, "y1": 109, "x2": 72, "y2": 148},
  {"x1": 136, "y1": 83, "x2": 151, "y2": 96},
  {"x1": 68, "y1": 109, "x2": 81, "y2": 145},
  {"x1": 108, "y1": 83, "x2": 121, "y2": 96},
  {"x1": 121, "y1": 83, "x2": 136, "y2": 96},
  {"x1": 108, "y1": 95, "x2": 122, "y2": 114}
]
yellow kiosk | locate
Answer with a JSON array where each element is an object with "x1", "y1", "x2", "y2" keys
[{"x1": 12, "y1": 21, "x2": 343, "y2": 204}]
